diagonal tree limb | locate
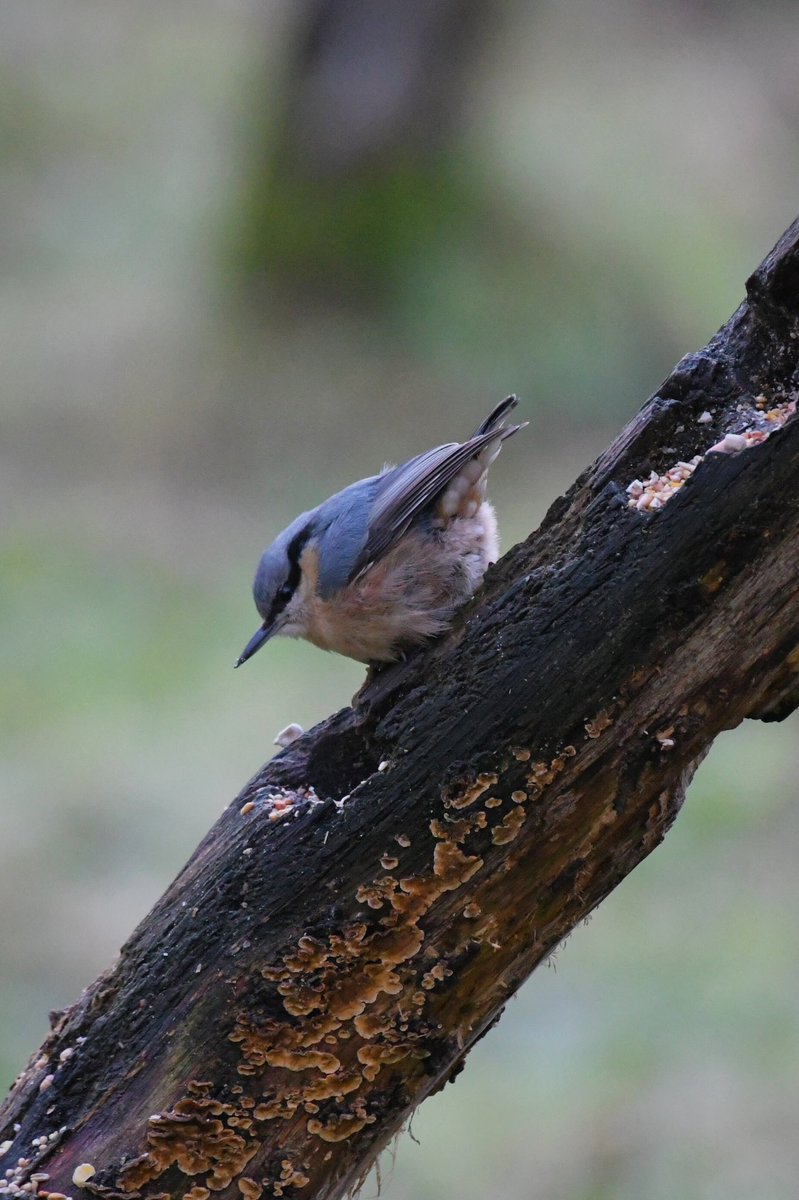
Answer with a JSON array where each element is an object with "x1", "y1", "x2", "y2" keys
[{"x1": 1, "y1": 219, "x2": 798, "y2": 1200}]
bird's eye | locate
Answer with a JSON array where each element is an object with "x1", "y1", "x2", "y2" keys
[
  {"x1": 267, "y1": 579, "x2": 295, "y2": 624},
  {"x1": 268, "y1": 526, "x2": 307, "y2": 620}
]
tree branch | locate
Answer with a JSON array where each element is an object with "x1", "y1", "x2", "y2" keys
[{"x1": 2, "y1": 220, "x2": 798, "y2": 1200}]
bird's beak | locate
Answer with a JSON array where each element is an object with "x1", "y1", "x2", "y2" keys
[{"x1": 235, "y1": 622, "x2": 274, "y2": 668}]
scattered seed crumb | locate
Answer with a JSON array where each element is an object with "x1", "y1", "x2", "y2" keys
[
  {"x1": 71, "y1": 1165, "x2": 96, "y2": 1188},
  {"x1": 708, "y1": 431, "x2": 747, "y2": 453},
  {"x1": 274, "y1": 722, "x2": 304, "y2": 748},
  {"x1": 240, "y1": 801, "x2": 255, "y2": 816},
  {"x1": 626, "y1": 455, "x2": 702, "y2": 512},
  {"x1": 627, "y1": 398, "x2": 795, "y2": 515},
  {"x1": 766, "y1": 398, "x2": 796, "y2": 423},
  {"x1": 377, "y1": 760, "x2": 390, "y2": 772}
]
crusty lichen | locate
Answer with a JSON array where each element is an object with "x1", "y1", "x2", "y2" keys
[
  {"x1": 113, "y1": 745, "x2": 588, "y2": 1197},
  {"x1": 120, "y1": 1095, "x2": 259, "y2": 1192},
  {"x1": 491, "y1": 806, "x2": 527, "y2": 846},
  {"x1": 446, "y1": 772, "x2": 497, "y2": 810}
]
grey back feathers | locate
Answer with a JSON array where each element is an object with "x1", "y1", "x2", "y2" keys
[
  {"x1": 345, "y1": 395, "x2": 523, "y2": 581},
  {"x1": 252, "y1": 395, "x2": 524, "y2": 618},
  {"x1": 314, "y1": 476, "x2": 381, "y2": 597}
]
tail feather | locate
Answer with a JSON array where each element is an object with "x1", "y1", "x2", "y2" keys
[{"x1": 472, "y1": 394, "x2": 519, "y2": 437}]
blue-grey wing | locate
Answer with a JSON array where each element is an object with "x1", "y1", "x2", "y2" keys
[
  {"x1": 348, "y1": 396, "x2": 522, "y2": 582},
  {"x1": 314, "y1": 476, "x2": 380, "y2": 598}
]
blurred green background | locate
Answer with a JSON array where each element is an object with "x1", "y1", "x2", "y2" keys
[{"x1": 2, "y1": 2, "x2": 798, "y2": 1197}]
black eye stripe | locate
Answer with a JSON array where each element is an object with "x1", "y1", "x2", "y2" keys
[{"x1": 268, "y1": 527, "x2": 310, "y2": 623}]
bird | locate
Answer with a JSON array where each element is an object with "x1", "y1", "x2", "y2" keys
[{"x1": 236, "y1": 396, "x2": 525, "y2": 668}]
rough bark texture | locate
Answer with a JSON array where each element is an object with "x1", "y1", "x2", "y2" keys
[{"x1": 2, "y1": 220, "x2": 799, "y2": 1200}]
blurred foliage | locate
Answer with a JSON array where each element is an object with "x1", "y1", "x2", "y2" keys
[
  {"x1": 229, "y1": 0, "x2": 486, "y2": 300},
  {"x1": 1, "y1": 1, "x2": 799, "y2": 1197},
  {"x1": 232, "y1": 151, "x2": 475, "y2": 300}
]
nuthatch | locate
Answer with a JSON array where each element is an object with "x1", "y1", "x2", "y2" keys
[{"x1": 236, "y1": 396, "x2": 525, "y2": 668}]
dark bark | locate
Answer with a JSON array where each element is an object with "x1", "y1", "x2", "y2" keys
[{"x1": 2, "y1": 220, "x2": 799, "y2": 1200}]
